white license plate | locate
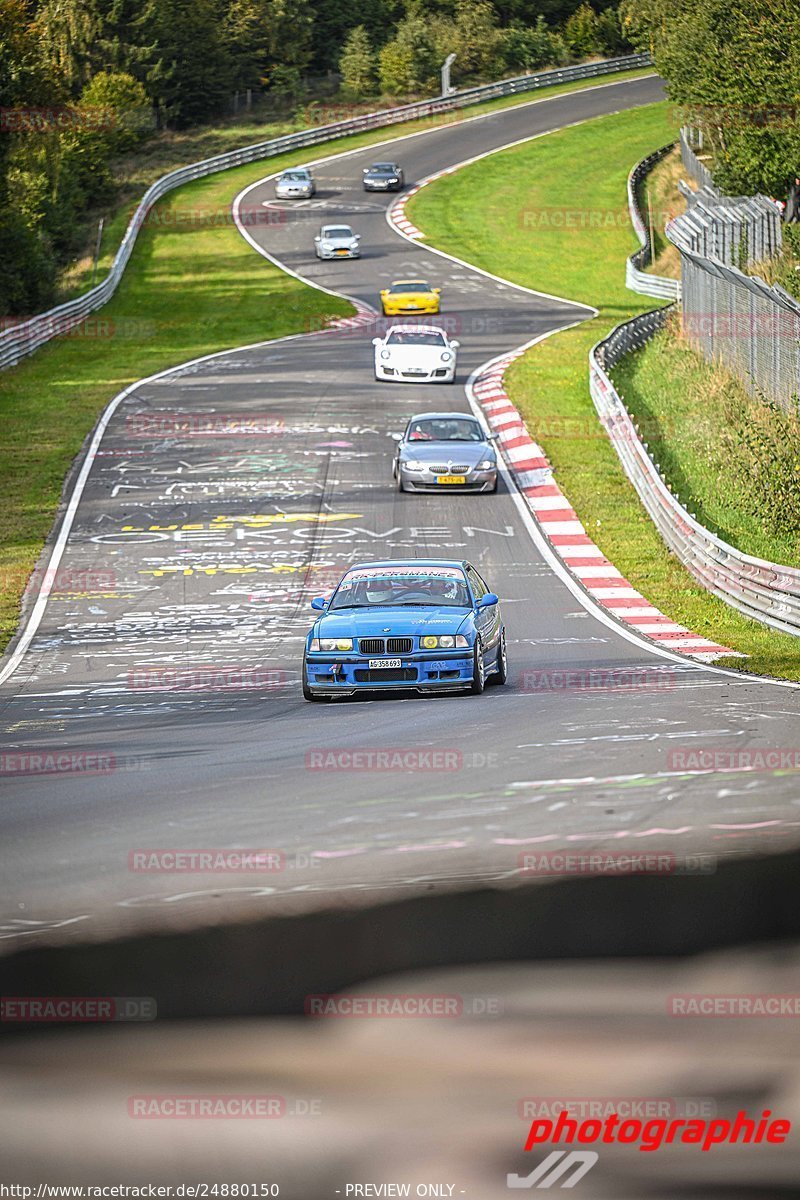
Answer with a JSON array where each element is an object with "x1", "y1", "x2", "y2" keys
[{"x1": 369, "y1": 658, "x2": 401, "y2": 669}]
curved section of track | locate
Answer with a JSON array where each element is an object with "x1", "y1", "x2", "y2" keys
[{"x1": 2, "y1": 75, "x2": 799, "y2": 952}]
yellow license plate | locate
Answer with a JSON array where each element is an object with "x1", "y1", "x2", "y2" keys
[{"x1": 436, "y1": 475, "x2": 466, "y2": 485}]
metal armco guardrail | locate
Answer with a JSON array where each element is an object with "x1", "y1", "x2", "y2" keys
[
  {"x1": 0, "y1": 53, "x2": 651, "y2": 373},
  {"x1": 589, "y1": 310, "x2": 800, "y2": 636},
  {"x1": 625, "y1": 143, "x2": 681, "y2": 301}
]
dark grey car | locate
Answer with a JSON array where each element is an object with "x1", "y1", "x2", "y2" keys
[
  {"x1": 392, "y1": 412, "x2": 499, "y2": 493},
  {"x1": 363, "y1": 161, "x2": 405, "y2": 191}
]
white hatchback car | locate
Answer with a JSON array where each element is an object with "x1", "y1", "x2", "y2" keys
[
  {"x1": 372, "y1": 325, "x2": 460, "y2": 384},
  {"x1": 314, "y1": 224, "x2": 361, "y2": 260}
]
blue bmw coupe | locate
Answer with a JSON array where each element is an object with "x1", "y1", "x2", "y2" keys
[{"x1": 302, "y1": 559, "x2": 507, "y2": 700}]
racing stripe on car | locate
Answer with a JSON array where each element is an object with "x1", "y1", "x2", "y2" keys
[
  {"x1": 388, "y1": 189, "x2": 425, "y2": 240},
  {"x1": 472, "y1": 358, "x2": 739, "y2": 661}
]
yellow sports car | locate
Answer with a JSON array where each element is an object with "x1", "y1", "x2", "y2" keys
[{"x1": 380, "y1": 279, "x2": 441, "y2": 316}]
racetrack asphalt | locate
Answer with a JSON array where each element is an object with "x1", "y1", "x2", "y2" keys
[{"x1": 2, "y1": 73, "x2": 800, "y2": 952}]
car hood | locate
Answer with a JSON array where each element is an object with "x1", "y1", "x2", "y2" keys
[
  {"x1": 381, "y1": 344, "x2": 451, "y2": 364},
  {"x1": 400, "y1": 440, "x2": 493, "y2": 466},
  {"x1": 314, "y1": 607, "x2": 471, "y2": 638},
  {"x1": 386, "y1": 291, "x2": 434, "y2": 302}
]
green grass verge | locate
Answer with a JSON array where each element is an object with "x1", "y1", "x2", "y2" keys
[
  {"x1": 613, "y1": 320, "x2": 800, "y2": 564},
  {"x1": 407, "y1": 101, "x2": 800, "y2": 680},
  {"x1": 0, "y1": 67, "x2": 652, "y2": 653}
]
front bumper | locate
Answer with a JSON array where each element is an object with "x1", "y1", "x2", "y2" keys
[
  {"x1": 383, "y1": 302, "x2": 440, "y2": 316},
  {"x1": 399, "y1": 465, "x2": 497, "y2": 492},
  {"x1": 318, "y1": 247, "x2": 360, "y2": 259},
  {"x1": 364, "y1": 180, "x2": 401, "y2": 191},
  {"x1": 375, "y1": 361, "x2": 456, "y2": 383},
  {"x1": 275, "y1": 188, "x2": 313, "y2": 199},
  {"x1": 305, "y1": 652, "x2": 473, "y2": 693}
]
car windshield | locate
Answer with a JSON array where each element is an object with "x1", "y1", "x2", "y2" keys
[
  {"x1": 389, "y1": 282, "x2": 429, "y2": 293},
  {"x1": 407, "y1": 418, "x2": 484, "y2": 442},
  {"x1": 369, "y1": 164, "x2": 396, "y2": 173},
  {"x1": 387, "y1": 331, "x2": 446, "y2": 347},
  {"x1": 324, "y1": 227, "x2": 353, "y2": 239},
  {"x1": 329, "y1": 568, "x2": 470, "y2": 609},
  {"x1": 283, "y1": 172, "x2": 308, "y2": 181}
]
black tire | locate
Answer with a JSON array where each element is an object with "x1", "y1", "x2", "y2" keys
[
  {"x1": 302, "y1": 655, "x2": 319, "y2": 702},
  {"x1": 491, "y1": 629, "x2": 507, "y2": 685},
  {"x1": 470, "y1": 639, "x2": 486, "y2": 695}
]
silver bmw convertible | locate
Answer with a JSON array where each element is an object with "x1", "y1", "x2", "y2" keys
[{"x1": 392, "y1": 412, "x2": 499, "y2": 493}]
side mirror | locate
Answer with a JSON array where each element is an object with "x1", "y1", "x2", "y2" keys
[
  {"x1": 487, "y1": 431, "x2": 498, "y2": 440},
  {"x1": 363, "y1": 167, "x2": 369, "y2": 174},
  {"x1": 314, "y1": 235, "x2": 320, "y2": 241},
  {"x1": 372, "y1": 337, "x2": 381, "y2": 346},
  {"x1": 354, "y1": 234, "x2": 361, "y2": 240},
  {"x1": 390, "y1": 431, "x2": 403, "y2": 442},
  {"x1": 433, "y1": 287, "x2": 441, "y2": 293},
  {"x1": 310, "y1": 596, "x2": 328, "y2": 611},
  {"x1": 478, "y1": 593, "x2": 499, "y2": 608},
  {"x1": 450, "y1": 340, "x2": 460, "y2": 349}
]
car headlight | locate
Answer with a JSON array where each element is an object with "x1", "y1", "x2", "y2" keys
[
  {"x1": 380, "y1": 349, "x2": 391, "y2": 360},
  {"x1": 321, "y1": 241, "x2": 333, "y2": 250},
  {"x1": 350, "y1": 241, "x2": 359, "y2": 249},
  {"x1": 310, "y1": 638, "x2": 353, "y2": 652},
  {"x1": 477, "y1": 458, "x2": 496, "y2": 471},
  {"x1": 440, "y1": 351, "x2": 452, "y2": 362},
  {"x1": 419, "y1": 635, "x2": 469, "y2": 649},
  {"x1": 402, "y1": 460, "x2": 425, "y2": 471}
]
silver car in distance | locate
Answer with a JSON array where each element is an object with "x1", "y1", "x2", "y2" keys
[
  {"x1": 314, "y1": 224, "x2": 361, "y2": 259},
  {"x1": 274, "y1": 168, "x2": 316, "y2": 199},
  {"x1": 392, "y1": 412, "x2": 499, "y2": 493}
]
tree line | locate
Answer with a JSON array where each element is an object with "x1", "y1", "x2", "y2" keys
[
  {"x1": 0, "y1": 0, "x2": 631, "y2": 316},
  {"x1": 623, "y1": 0, "x2": 800, "y2": 200}
]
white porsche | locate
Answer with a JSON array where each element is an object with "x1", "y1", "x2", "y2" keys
[{"x1": 372, "y1": 325, "x2": 460, "y2": 384}]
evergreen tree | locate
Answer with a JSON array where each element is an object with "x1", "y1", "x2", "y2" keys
[
  {"x1": 564, "y1": 2, "x2": 600, "y2": 57},
  {"x1": 340, "y1": 25, "x2": 377, "y2": 97},
  {"x1": 146, "y1": 0, "x2": 231, "y2": 126}
]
